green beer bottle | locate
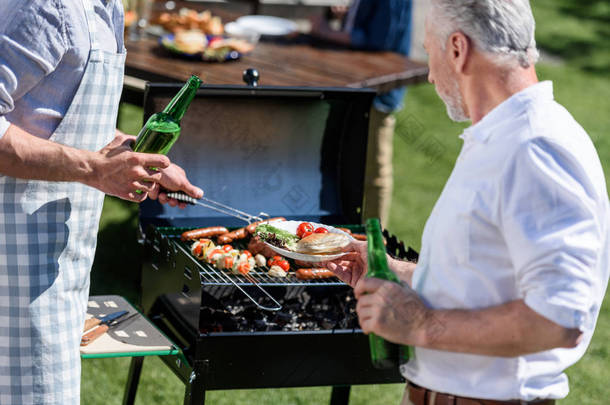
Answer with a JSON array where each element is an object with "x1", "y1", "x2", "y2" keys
[
  {"x1": 132, "y1": 75, "x2": 202, "y2": 154},
  {"x1": 365, "y1": 218, "x2": 410, "y2": 369}
]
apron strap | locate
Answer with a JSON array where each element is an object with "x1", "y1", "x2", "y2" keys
[{"x1": 81, "y1": 0, "x2": 100, "y2": 50}]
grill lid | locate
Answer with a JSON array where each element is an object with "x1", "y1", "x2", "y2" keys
[{"x1": 139, "y1": 84, "x2": 375, "y2": 228}]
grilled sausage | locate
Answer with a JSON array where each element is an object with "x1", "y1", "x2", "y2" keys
[
  {"x1": 245, "y1": 217, "x2": 286, "y2": 234},
  {"x1": 181, "y1": 226, "x2": 229, "y2": 241},
  {"x1": 352, "y1": 233, "x2": 367, "y2": 241},
  {"x1": 295, "y1": 268, "x2": 336, "y2": 280},
  {"x1": 247, "y1": 236, "x2": 277, "y2": 258},
  {"x1": 217, "y1": 227, "x2": 249, "y2": 244}
]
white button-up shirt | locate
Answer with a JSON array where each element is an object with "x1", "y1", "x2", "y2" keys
[{"x1": 402, "y1": 82, "x2": 610, "y2": 401}]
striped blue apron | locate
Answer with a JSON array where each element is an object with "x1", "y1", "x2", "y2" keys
[{"x1": 0, "y1": 0, "x2": 125, "y2": 403}]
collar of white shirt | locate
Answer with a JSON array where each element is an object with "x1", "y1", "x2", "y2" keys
[{"x1": 460, "y1": 81, "x2": 554, "y2": 144}]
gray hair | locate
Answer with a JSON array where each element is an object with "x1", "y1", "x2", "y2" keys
[{"x1": 429, "y1": 0, "x2": 540, "y2": 68}]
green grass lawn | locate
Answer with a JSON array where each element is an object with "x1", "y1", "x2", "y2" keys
[{"x1": 83, "y1": 0, "x2": 610, "y2": 403}]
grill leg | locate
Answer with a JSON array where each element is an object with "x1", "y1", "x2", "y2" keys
[
  {"x1": 122, "y1": 356, "x2": 144, "y2": 405},
  {"x1": 330, "y1": 385, "x2": 351, "y2": 405},
  {"x1": 184, "y1": 360, "x2": 208, "y2": 405}
]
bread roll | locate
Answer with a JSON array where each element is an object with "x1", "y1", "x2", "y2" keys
[{"x1": 295, "y1": 233, "x2": 350, "y2": 254}]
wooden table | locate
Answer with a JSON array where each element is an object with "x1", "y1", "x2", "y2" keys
[{"x1": 123, "y1": 37, "x2": 429, "y2": 104}]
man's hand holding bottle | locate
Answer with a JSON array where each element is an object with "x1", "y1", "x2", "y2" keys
[{"x1": 90, "y1": 131, "x2": 202, "y2": 206}]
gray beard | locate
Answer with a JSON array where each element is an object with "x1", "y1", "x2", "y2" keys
[{"x1": 440, "y1": 81, "x2": 469, "y2": 122}]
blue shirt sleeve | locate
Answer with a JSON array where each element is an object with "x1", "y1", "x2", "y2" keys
[
  {"x1": 0, "y1": 0, "x2": 67, "y2": 138},
  {"x1": 350, "y1": 0, "x2": 412, "y2": 55}
]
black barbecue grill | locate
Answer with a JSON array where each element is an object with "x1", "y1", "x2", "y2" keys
[{"x1": 124, "y1": 79, "x2": 417, "y2": 405}]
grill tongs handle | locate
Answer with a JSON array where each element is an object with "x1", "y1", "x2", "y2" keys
[{"x1": 166, "y1": 192, "x2": 270, "y2": 224}]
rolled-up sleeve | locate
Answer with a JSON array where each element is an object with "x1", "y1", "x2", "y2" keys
[
  {"x1": 0, "y1": 0, "x2": 66, "y2": 139},
  {"x1": 501, "y1": 137, "x2": 603, "y2": 331}
]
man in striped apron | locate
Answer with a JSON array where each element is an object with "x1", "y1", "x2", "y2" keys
[{"x1": 0, "y1": 1, "x2": 201, "y2": 403}]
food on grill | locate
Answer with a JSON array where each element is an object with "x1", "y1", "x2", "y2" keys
[
  {"x1": 254, "y1": 254, "x2": 266, "y2": 267},
  {"x1": 206, "y1": 248, "x2": 225, "y2": 263},
  {"x1": 255, "y1": 224, "x2": 299, "y2": 250},
  {"x1": 352, "y1": 234, "x2": 367, "y2": 241},
  {"x1": 246, "y1": 217, "x2": 287, "y2": 234},
  {"x1": 295, "y1": 268, "x2": 336, "y2": 280},
  {"x1": 248, "y1": 236, "x2": 277, "y2": 258},
  {"x1": 297, "y1": 222, "x2": 314, "y2": 239},
  {"x1": 218, "y1": 226, "x2": 249, "y2": 244},
  {"x1": 295, "y1": 233, "x2": 351, "y2": 255},
  {"x1": 268, "y1": 255, "x2": 290, "y2": 272},
  {"x1": 191, "y1": 238, "x2": 215, "y2": 259},
  {"x1": 268, "y1": 265, "x2": 287, "y2": 278},
  {"x1": 173, "y1": 30, "x2": 208, "y2": 54},
  {"x1": 216, "y1": 254, "x2": 235, "y2": 270},
  {"x1": 182, "y1": 226, "x2": 229, "y2": 241},
  {"x1": 232, "y1": 255, "x2": 252, "y2": 275}
]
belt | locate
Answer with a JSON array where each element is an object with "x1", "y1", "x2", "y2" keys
[{"x1": 406, "y1": 382, "x2": 555, "y2": 405}]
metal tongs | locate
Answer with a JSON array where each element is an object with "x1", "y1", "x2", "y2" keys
[
  {"x1": 166, "y1": 192, "x2": 270, "y2": 224},
  {"x1": 167, "y1": 191, "x2": 282, "y2": 312}
]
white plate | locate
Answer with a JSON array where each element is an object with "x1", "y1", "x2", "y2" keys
[
  {"x1": 235, "y1": 15, "x2": 298, "y2": 37},
  {"x1": 261, "y1": 220, "x2": 354, "y2": 263},
  {"x1": 224, "y1": 22, "x2": 261, "y2": 44}
]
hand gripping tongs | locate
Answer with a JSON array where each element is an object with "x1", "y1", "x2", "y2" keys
[{"x1": 166, "y1": 191, "x2": 282, "y2": 312}]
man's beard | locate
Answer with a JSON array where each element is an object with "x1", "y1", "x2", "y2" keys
[{"x1": 438, "y1": 80, "x2": 469, "y2": 122}]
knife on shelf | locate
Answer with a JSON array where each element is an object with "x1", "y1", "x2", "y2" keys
[
  {"x1": 80, "y1": 312, "x2": 137, "y2": 346},
  {"x1": 83, "y1": 310, "x2": 128, "y2": 332}
]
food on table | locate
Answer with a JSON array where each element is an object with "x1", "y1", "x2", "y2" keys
[
  {"x1": 124, "y1": 10, "x2": 137, "y2": 28},
  {"x1": 255, "y1": 224, "x2": 300, "y2": 250},
  {"x1": 208, "y1": 37, "x2": 255, "y2": 54},
  {"x1": 268, "y1": 265, "x2": 287, "y2": 278},
  {"x1": 155, "y1": 8, "x2": 224, "y2": 35},
  {"x1": 295, "y1": 233, "x2": 350, "y2": 255},
  {"x1": 173, "y1": 30, "x2": 208, "y2": 54},
  {"x1": 295, "y1": 269, "x2": 336, "y2": 280},
  {"x1": 181, "y1": 226, "x2": 229, "y2": 241}
]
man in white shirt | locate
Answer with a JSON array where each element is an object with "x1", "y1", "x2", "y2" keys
[{"x1": 326, "y1": 1, "x2": 610, "y2": 404}]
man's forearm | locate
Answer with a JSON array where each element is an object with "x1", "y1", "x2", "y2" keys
[
  {"x1": 418, "y1": 300, "x2": 582, "y2": 357},
  {"x1": 388, "y1": 256, "x2": 416, "y2": 287},
  {"x1": 0, "y1": 124, "x2": 97, "y2": 183}
]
